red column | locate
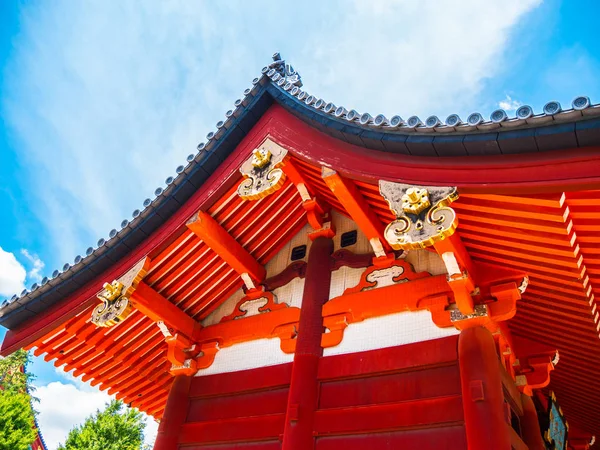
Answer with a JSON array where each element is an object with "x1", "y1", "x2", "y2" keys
[
  {"x1": 520, "y1": 392, "x2": 546, "y2": 450},
  {"x1": 459, "y1": 326, "x2": 511, "y2": 450},
  {"x1": 282, "y1": 236, "x2": 333, "y2": 450},
  {"x1": 153, "y1": 375, "x2": 192, "y2": 450}
]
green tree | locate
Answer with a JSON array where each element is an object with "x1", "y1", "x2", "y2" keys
[
  {"x1": 0, "y1": 349, "x2": 37, "y2": 450},
  {"x1": 57, "y1": 399, "x2": 147, "y2": 450}
]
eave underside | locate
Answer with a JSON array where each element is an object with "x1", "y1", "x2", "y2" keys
[
  {"x1": 19, "y1": 155, "x2": 600, "y2": 436},
  {"x1": 1, "y1": 105, "x2": 600, "y2": 436}
]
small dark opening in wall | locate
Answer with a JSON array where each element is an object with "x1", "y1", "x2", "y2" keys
[
  {"x1": 341, "y1": 230, "x2": 358, "y2": 248},
  {"x1": 291, "y1": 245, "x2": 307, "y2": 261}
]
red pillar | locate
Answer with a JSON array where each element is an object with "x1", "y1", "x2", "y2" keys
[
  {"x1": 282, "y1": 236, "x2": 333, "y2": 450},
  {"x1": 459, "y1": 326, "x2": 511, "y2": 450},
  {"x1": 520, "y1": 393, "x2": 546, "y2": 450},
  {"x1": 153, "y1": 375, "x2": 192, "y2": 450}
]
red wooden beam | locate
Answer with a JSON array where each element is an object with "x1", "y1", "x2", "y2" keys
[
  {"x1": 186, "y1": 210, "x2": 266, "y2": 284},
  {"x1": 321, "y1": 167, "x2": 391, "y2": 256},
  {"x1": 130, "y1": 281, "x2": 200, "y2": 339}
]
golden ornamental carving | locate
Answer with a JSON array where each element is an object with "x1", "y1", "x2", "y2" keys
[
  {"x1": 92, "y1": 281, "x2": 132, "y2": 328},
  {"x1": 91, "y1": 257, "x2": 150, "y2": 328},
  {"x1": 379, "y1": 181, "x2": 458, "y2": 250},
  {"x1": 237, "y1": 139, "x2": 287, "y2": 201},
  {"x1": 402, "y1": 187, "x2": 430, "y2": 215}
]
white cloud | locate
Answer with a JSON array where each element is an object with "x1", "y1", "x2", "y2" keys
[
  {"x1": 35, "y1": 376, "x2": 158, "y2": 450},
  {"x1": 0, "y1": 247, "x2": 27, "y2": 296},
  {"x1": 299, "y1": 0, "x2": 542, "y2": 118},
  {"x1": 35, "y1": 381, "x2": 112, "y2": 450},
  {"x1": 498, "y1": 94, "x2": 523, "y2": 111},
  {"x1": 20, "y1": 249, "x2": 45, "y2": 283},
  {"x1": 3, "y1": 1, "x2": 542, "y2": 270}
]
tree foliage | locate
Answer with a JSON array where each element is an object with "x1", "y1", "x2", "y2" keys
[
  {"x1": 57, "y1": 399, "x2": 147, "y2": 450},
  {"x1": 0, "y1": 349, "x2": 37, "y2": 450}
]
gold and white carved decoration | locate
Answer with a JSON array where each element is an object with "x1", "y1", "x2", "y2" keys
[
  {"x1": 362, "y1": 265, "x2": 409, "y2": 291},
  {"x1": 237, "y1": 139, "x2": 288, "y2": 201},
  {"x1": 91, "y1": 257, "x2": 150, "y2": 328},
  {"x1": 344, "y1": 259, "x2": 430, "y2": 295},
  {"x1": 518, "y1": 276, "x2": 529, "y2": 294},
  {"x1": 221, "y1": 289, "x2": 288, "y2": 322},
  {"x1": 379, "y1": 181, "x2": 459, "y2": 250},
  {"x1": 450, "y1": 304, "x2": 488, "y2": 322},
  {"x1": 92, "y1": 281, "x2": 132, "y2": 328}
]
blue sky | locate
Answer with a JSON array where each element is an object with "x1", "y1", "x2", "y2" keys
[{"x1": 0, "y1": 1, "x2": 599, "y2": 448}]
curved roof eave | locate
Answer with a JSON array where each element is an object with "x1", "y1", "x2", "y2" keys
[{"x1": 2, "y1": 53, "x2": 600, "y2": 331}]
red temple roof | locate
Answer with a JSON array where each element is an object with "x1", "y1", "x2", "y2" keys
[{"x1": 2, "y1": 53, "x2": 600, "y2": 437}]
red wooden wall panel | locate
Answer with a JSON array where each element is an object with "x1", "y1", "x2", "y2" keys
[
  {"x1": 315, "y1": 426, "x2": 467, "y2": 450},
  {"x1": 314, "y1": 395, "x2": 464, "y2": 434},
  {"x1": 318, "y1": 335, "x2": 459, "y2": 379},
  {"x1": 187, "y1": 387, "x2": 289, "y2": 422},
  {"x1": 177, "y1": 337, "x2": 465, "y2": 449},
  {"x1": 318, "y1": 364, "x2": 461, "y2": 409},
  {"x1": 182, "y1": 364, "x2": 291, "y2": 448},
  {"x1": 180, "y1": 443, "x2": 281, "y2": 450}
]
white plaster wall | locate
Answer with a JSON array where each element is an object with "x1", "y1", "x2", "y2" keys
[
  {"x1": 264, "y1": 223, "x2": 313, "y2": 277},
  {"x1": 330, "y1": 210, "x2": 372, "y2": 254},
  {"x1": 403, "y1": 249, "x2": 447, "y2": 276},
  {"x1": 323, "y1": 310, "x2": 459, "y2": 357},
  {"x1": 194, "y1": 338, "x2": 294, "y2": 377},
  {"x1": 329, "y1": 266, "x2": 365, "y2": 299},
  {"x1": 201, "y1": 288, "x2": 245, "y2": 326}
]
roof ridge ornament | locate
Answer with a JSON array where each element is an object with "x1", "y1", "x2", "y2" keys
[
  {"x1": 379, "y1": 181, "x2": 459, "y2": 250},
  {"x1": 267, "y1": 52, "x2": 302, "y2": 88}
]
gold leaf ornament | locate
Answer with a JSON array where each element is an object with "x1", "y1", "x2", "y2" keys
[
  {"x1": 237, "y1": 140, "x2": 288, "y2": 201},
  {"x1": 379, "y1": 181, "x2": 458, "y2": 250},
  {"x1": 92, "y1": 281, "x2": 133, "y2": 327}
]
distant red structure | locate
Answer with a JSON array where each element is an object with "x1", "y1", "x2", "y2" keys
[{"x1": 2, "y1": 53, "x2": 600, "y2": 449}]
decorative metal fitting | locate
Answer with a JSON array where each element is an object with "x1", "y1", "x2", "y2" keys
[
  {"x1": 91, "y1": 258, "x2": 150, "y2": 328},
  {"x1": 379, "y1": 181, "x2": 459, "y2": 250},
  {"x1": 401, "y1": 187, "x2": 431, "y2": 215},
  {"x1": 251, "y1": 148, "x2": 272, "y2": 169},
  {"x1": 92, "y1": 281, "x2": 132, "y2": 328},
  {"x1": 238, "y1": 139, "x2": 288, "y2": 201},
  {"x1": 450, "y1": 304, "x2": 488, "y2": 322}
]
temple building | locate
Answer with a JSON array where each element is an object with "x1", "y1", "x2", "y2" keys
[{"x1": 2, "y1": 53, "x2": 600, "y2": 449}]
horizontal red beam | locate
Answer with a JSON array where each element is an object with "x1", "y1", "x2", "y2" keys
[
  {"x1": 190, "y1": 363, "x2": 292, "y2": 398},
  {"x1": 318, "y1": 335, "x2": 458, "y2": 380},
  {"x1": 179, "y1": 413, "x2": 285, "y2": 445},
  {"x1": 315, "y1": 426, "x2": 467, "y2": 450},
  {"x1": 313, "y1": 395, "x2": 464, "y2": 435}
]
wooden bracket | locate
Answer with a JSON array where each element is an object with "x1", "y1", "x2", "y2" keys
[
  {"x1": 512, "y1": 335, "x2": 557, "y2": 396},
  {"x1": 322, "y1": 258, "x2": 453, "y2": 347},
  {"x1": 322, "y1": 167, "x2": 390, "y2": 257},
  {"x1": 166, "y1": 333, "x2": 198, "y2": 376},
  {"x1": 322, "y1": 255, "x2": 529, "y2": 347},
  {"x1": 220, "y1": 288, "x2": 288, "y2": 322},
  {"x1": 195, "y1": 306, "x2": 300, "y2": 359}
]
